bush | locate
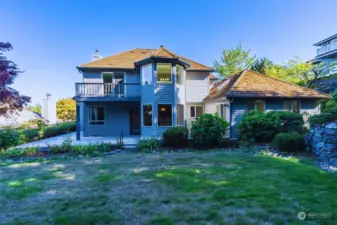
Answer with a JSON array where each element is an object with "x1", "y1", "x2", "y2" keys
[
  {"x1": 268, "y1": 111, "x2": 304, "y2": 133},
  {"x1": 138, "y1": 139, "x2": 161, "y2": 152},
  {"x1": 273, "y1": 132, "x2": 305, "y2": 153},
  {"x1": 0, "y1": 147, "x2": 39, "y2": 157},
  {"x1": 239, "y1": 111, "x2": 305, "y2": 142},
  {"x1": 0, "y1": 129, "x2": 21, "y2": 150},
  {"x1": 190, "y1": 113, "x2": 229, "y2": 148},
  {"x1": 239, "y1": 112, "x2": 281, "y2": 142},
  {"x1": 162, "y1": 126, "x2": 188, "y2": 147},
  {"x1": 19, "y1": 129, "x2": 40, "y2": 143},
  {"x1": 43, "y1": 122, "x2": 76, "y2": 138},
  {"x1": 309, "y1": 113, "x2": 337, "y2": 125}
]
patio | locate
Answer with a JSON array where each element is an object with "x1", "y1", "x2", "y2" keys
[{"x1": 17, "y1": 132, "x2": 141, "y2": 149}]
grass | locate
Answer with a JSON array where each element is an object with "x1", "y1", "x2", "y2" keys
[{"x1": 0, "y1": 150, "x2": 336, "y2": 224}]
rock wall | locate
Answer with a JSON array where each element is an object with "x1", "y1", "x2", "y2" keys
[{"x1": 306, "y1": 122, "x2": 337, "y2": 166}]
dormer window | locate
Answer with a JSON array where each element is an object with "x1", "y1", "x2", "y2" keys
[{"x1": 157, "y1": 63, "x2": 172, "y2": 83}]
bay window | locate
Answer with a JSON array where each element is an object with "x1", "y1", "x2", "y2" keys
[
  {"x1": 157, "y1": 64, "x2": 172, "y2": 83},
  {"x1": 176, "y1": 65, "x2": 184, "y2": 85},
  {"x1": 142, "y1": 64, "x2": 153, "y2": 85},
  {"x1": 143, "y1": 104, "x2": 152, "y2": 126}
]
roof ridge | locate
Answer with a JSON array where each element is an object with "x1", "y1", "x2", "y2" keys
[
  {"x1": 245, "y1": 69, "x2": 330, "y2": 97},
  {"x1": 178, "y1": 55, "x2": 213, "y2": 70}
]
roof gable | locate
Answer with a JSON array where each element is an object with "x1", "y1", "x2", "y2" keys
[{"x1": 204, "y1": 70, "x2": 330, "y2": 101}]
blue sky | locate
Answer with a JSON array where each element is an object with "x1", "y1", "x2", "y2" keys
[{"x1": 2, "y1": 0, "x2": 337, "y2": 105}]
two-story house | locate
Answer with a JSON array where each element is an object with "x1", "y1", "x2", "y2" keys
[
  {"x1": 74, "y1": 46, "x2": 329, "y2": 140},
  {"x1": 312, "y1": 33, "x2": 337, "y2": 88},
  {"x1": 74, "y1": 46, "x2": 215, "y2": 140}
]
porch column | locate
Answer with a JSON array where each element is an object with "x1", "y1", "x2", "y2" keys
[
  {"x1": 172, "y1": 64, "x2": 177, "y2": 126},
  {"x1": 76, "y1": 101, "x2": 81, "y2": 140}
]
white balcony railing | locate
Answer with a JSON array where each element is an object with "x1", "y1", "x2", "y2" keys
[
  {"x1": 75, "y1": 83, "x2": 140, "y2": 97},
  {"x1": 317, "y1": 40, "x2": 337, "y2": 56}
]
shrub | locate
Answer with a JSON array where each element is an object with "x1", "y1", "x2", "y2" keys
[
  {"x1": 239, "y1": 112, "x2": 281, "y2": 142},
  {"x1": 162, "y1": 126, "x2": 188, "y2": 147},
  {"x1": 239, "y1": 111, "x2": 306, "y2": 142},
  {"x1": 309, "y1": 112, "x2": 337, "y2": 125},
  {"x1": 0, "y1": 129, "x2": 21, "y2": 150},
  {"x1": 268, "y1": 111, "x2": 304, "y2": 133},
  {"x1": 138, "y1": 139, "x2": 161, "y2": 152},
  {"x1": 1, "y1": 147, "x2": 38, "y2": 157},
  {"x1": 190, "y1": 113, "x2": 229, "y2": 148},
  {"x1": 273, "y1": 132, "x2": 305, "y2": 153},
  {"x1": 43, "y1": 122, "x2": 76, "y2": 138},
  {"x1": 19, "y1": 129, "x2": 40, "y2": 143}
]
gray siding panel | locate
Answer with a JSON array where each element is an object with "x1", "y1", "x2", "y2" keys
[{"x1": 83, "y1": 102, "x2": 139, "y2": 137}]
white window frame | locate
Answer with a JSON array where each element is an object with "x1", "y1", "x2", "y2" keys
[
  {"x1": 142, "y1": 104, "x2": 153, "y2": 127},
  {"x1": 141, "y1": 64, "x2": 153, "y2": 85},
  {"x1": 284, "y1": 100, "x2": 301, "y2": 113},
  {"x1": 176, "y1": 65, "x2": 184, "y2": 85},
  {"x1": 190, "y1": 105, "x2": 204, "y2": 118},
  {"x1": 156, "y1": 63, "x2": 172, "y2": 84},
  {"x1": 88, "y1": 106, "x2": 105, "y2": 126},
  {"x1": 157, "y1": 103, "x2": 173, "y2": 127}
]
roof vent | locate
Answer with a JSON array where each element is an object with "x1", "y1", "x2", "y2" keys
[
  {"x1": 160, "y1": 45, "x2": 163, "y2": 48},
  {"x1": 93, "y1": 49, "x2": 102, "y2": 61}
]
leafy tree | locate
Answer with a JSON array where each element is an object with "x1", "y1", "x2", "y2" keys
[
  {"x1": 56, "y1": 98, "x2": 76, "y2": 122},
  {"x1": 27, "y1": 103, "x2": 42, "y2": 114},
  {"x1": 0, "y1": 42, "x2": 30, "y2": 116},
  {"x1": 214, "y1": 43, "x2": 256, "y2": 77},
  {"x1": 251, "y1": 57, "x2": 274, "y2": 74}
]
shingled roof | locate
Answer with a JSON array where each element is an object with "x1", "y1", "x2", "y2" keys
[
  {"x1": 204, "y1": 70, "x2": 330, "y2": 101},
  {"x1": 77, "y1": 46, "x2": 213, "y2": 71}
]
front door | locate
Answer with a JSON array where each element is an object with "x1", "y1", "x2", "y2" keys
[{"x1": 129, "y1": 109, "x2": 140, "y2": 135}]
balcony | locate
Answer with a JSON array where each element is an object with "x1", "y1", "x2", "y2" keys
[
  {"x1": 317, "y1": 40, "x2": 337, "y2": 56},
  {"x1": 75, "y1": 83, "x2": 141, "y2": 101}
]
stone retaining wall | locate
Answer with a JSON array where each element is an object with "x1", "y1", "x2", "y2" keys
[{"x1": 306, "y1": 122, "x2": 337, "y2": 166}]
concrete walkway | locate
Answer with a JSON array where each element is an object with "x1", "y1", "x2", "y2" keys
[{"x1": 17, "y1": 132, "x2": 141, "y2": 148}]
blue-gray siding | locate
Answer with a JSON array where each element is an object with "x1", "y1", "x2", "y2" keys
[
  {"x1": 230, "y1": 99, "x2": 320, "y2": 139},
  {"x1": 82, "y1": 102, "x2": 139, "y2": 137}
]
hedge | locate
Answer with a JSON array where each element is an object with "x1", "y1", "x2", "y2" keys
[{"x1": 0, "y1": 122, "x2": 76, "y2": 151}]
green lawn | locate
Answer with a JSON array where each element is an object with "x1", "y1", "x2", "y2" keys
[{"x1": 0, "y1": 151, "x2": 336, "y2": 224}]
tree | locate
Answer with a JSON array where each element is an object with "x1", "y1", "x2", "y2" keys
[
  {"x1": 0, "y1": 42, "x2": 30, "y2": 116},
  {"x1": 214, "y1": 43, "x2": 256, "y2": 77},
  {"x1": 251, "y1": 57, "x2": 274, "y2": 74},
  {"x1": 27, "y1": 103, "x2": 42, "y2": 114},
  {"x1": 56, "y1": 98, "x2": 76, "y2": 122}
]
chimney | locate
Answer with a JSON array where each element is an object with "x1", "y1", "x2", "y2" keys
[{"x1": 93, "y1": 49, "x2": 102, "y2": 61}]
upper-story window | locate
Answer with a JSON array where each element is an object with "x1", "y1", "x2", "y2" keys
[
  {"x1": 157, "y1": 63, "x2": 172, "y2": 83},
  {"x1": 142, "y1": 64, "x2": 153, "y2": 85},
  {"x1": 176, "y1": 65, "x2": 184, "y2": 85}
]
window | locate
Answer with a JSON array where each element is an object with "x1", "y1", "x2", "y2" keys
[
  {"x1": 157, "y1": 64, "x2": 172, "y2": 83},
  {"x1": 284, "y1": 100, "x2": 300, "y2": 113},
  {"x1": 158, "y1": 104, "x2": 172, "y2": 126},
  {"x1": 89, "y1": 106, "x2": 105, "y2": 125},
  {"x1": 143, "y1": 104, "x2": 152, "y2": 126},
  {"x1": 248, "y1": 100, "x2": 265, "y2": 113},
  {"x1": 217, "y1": 104, "x2": 227, "y2": 120},
  {"x1": 142, "y1": 64, "x2": 152, "y2": 85},
  {"x1": 176, "y1": 65, "x2": 184, "y2": 85},
  {"x1": 190, "y1": 106, "x2": 204, "y2": 118},
  {"x1": 177, "y1": 104, "x2": 184, "y2": 125}
]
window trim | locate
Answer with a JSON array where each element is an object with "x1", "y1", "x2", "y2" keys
[
  {"x1": 248, "y1": 100, "x2": 266, "y2": 113},
  {"x1": 190, "y1": 105, "x2": 204, "y2": 118},
  {"x1": 157, "y1": 103, "x2": 173, "y2": 127},
  {"x1": 142, "y1": 104, "x2": 153, "y2": 127},
  {"x1": 176, "y1": 65, "x2": 184, "y2": 85},
  {"x1": 141, "y1": 64, "x2": 153, "y2": 85},
  {"x1": 177, "y1": 104, "x2": 185, "y2": 126},
  {"x1": 156, "y1": 63, "x2": 172, "y2": 84},
  {"x1": 284, "y1": 100, "x2": 301, "y2": 113},
  {"x1": 88, "y1": 105, "x2": 106, "y2": 126}
]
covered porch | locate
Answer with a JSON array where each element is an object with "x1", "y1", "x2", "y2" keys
[{"x1": 77, "y1": 101, "x2": 141, "y2": 139}]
